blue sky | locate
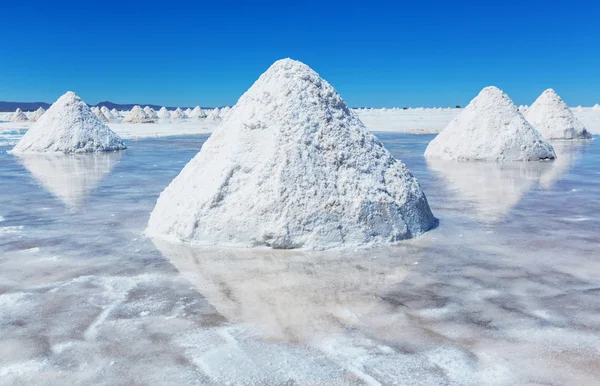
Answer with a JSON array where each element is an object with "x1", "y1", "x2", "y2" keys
[{"x1": 0, "y1": 1, "x2": 597, "y2": 107}]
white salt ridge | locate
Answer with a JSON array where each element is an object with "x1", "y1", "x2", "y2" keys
[
  {"x1": 11, "y1": 108, "x2": 28, "y2": 122},
  {"x1": 122, "y1": 106, "x2": 155, "y2": 124},
  {"x1": 424, "y1": 86, "x2": 556, "y2": 161},
  {"x1": 525, "y1": 89, "x2": 591, "y2": 140},
  {"x1": 10, "y1": 91, "x2": 126, "y2": 154},
  {"x1": 148, "y1": 58, "x2": 435, "y2": 250},
  {"x1": 170, "y1": 107, "x2": 187, "y2": 120},
  {"x1": 189, "y1": 106, "x2": 206, "y2": 119},
  {"x1": 29, "y1": 107, "x2": 46, "y2": 122}
]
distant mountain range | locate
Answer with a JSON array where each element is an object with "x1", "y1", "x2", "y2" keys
[{"x1": 0, "y1": 100, "x2": 215, "y2": 112}]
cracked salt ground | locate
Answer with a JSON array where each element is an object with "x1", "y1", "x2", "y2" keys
[{"x1": 1, "y1": 134, "x2": 599, "y2": 385}]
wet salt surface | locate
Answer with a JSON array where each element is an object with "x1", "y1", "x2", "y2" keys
[{"x1": 1, "y1": 134, "x2": 599, "y2": 385}]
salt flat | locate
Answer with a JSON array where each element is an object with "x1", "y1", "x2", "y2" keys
[{"x1": 1, "y1": 133, "x2": 598, "y2": 385}]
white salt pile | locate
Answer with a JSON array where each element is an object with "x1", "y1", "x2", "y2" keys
[
  {"x1": 148, "y1": 58, "x2": 435, "y2": 250},
  {"x1": 10, "y1": 91, "x2": 126, "y2": 154},
  {"x1": 593, "y1": 104, "x2": 600, "y2": 111},
  {"x1": 170, "y1": 107, "x2": 187, "y2": 120},
  {"x1": 189, "y1": 106, "x2": 207, "y2": 119},
  {"x1": 206, "y1": 107, "x2": 221, "y2": 120},
  {"x1": 576, "y1": 105, "x2": 584, "y2": 112},
  {"x1": 122, "y1": 105, "x2": 155, "y2": 123},
  {"x1": 220, "y1": 106, "x2": 231, "y2": 118},
  {"x1": 185, "y1": 108, "x2": 192, "y2": 116},
  {"x1": 143, "y1": 106, "x2": 159, "y2": 120},
  {"x1": 157, "y1": 107, "x2": 170, "y2": 119},
  {"x1": 29, "y1": 107, "x2": 46, "y2": 122},
  {"x1": 424, "y1": 86, "x2": 556, "y2": 161},
  {"x1": 92, "y1": 106, "x2": 109, "y2": 123},
  {"x1": 524, "y1": 89, "x2": 591, "y2": 140},
  {"x1": 11, "y1": 108, "x2": 28, "y2": 122},
  {"x1": 100, "y1": 106, "x2": 115, "y2": 121},
  {"x1": 110, "y1": 108, "x2": 120, "y2": 118}
]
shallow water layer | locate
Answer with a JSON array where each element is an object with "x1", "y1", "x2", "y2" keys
[{"x1": 1, "y1": 134, "x2": 599, "y2": 385}]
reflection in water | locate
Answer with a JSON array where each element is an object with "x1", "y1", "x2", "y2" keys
[
  {"x1": 153, "y1": 238, "x2": 428, "y2": 343},
  {"x1": 539, "y1": 141, "x2": 590, "y2": 189},
  {"x1": 15, "y1": 152, "x2": 123, "y2": 208},
  {"x1": 426, "y1": 159, "x2": 554, "y2": 223}
]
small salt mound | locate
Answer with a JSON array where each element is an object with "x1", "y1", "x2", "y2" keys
[
  {"x1": 122, "y1": 105, "x2": 155, "y2": 123},
  {"x1": 10, "y1": 91, "x2": 126, "y2": 154},
  {"x1": 148, "y1": 58, "x2": 435, "y2": 250},
  {"x1": 93, "y1": 107, "x2": 109, "y2": 123},
  {"x1": 524, "y1": 89, "x2": 591, "y2": 140},
  {"x1": 575, "y1": 105, "x2": 584, "y2": 112},
  {"x1": 206, "y1": 107, "x2": 221, "y2": 120},
  {"x1": 11, "y1": 108, "x2": 29, "y2": 122},
  {"x1": 189, "y1": 106, "x2": 207, "y2": 119},
  {"x1": 29, "y1": 107, "x2": 46, "y2": 122},
  {"x1": 220, "y1": 106, "x2": 231, "y2": 118},
  {"x1": 100, "y1": 106, "x2": 115, "y2": 121},
  {"x1": 185, "y1": 108, "x2": 192, "y2": 116},
  {"x1": 593, "y1": 104, "x2": 600, "y2": 111},
  {"x1": 110, "y1": 108, "x2": 120, "y2": 118},
  {"x1": 143, "y1": 106, "x2": 159, "y2": 120},
  {"x1": 170, "y1": 107, "x2": 187, "y2": 120},
  {"x1": 424, "y1": 86, "x2": 555, "y2": 161},
  {"x1": 157, "y1": 107, "x2": 170, "y2": 119}
]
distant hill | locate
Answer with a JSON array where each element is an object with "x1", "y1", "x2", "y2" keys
[{"x1": 0, "y1": 100, "x2": 215, "y2": 112}]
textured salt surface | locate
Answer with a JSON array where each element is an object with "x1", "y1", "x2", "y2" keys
[
  {"x1": 148, "y1": 59, "x2": 435, "y2": 249},
  {"x1": 1, "y1": 134, "x2": 599, "y2": 385},
  {"x1": 425, "y1": 87, "x2": 556, "y2": 161}
]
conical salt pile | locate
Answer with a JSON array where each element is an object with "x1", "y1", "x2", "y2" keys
[
  {"x1": 110, "y1": 108, "x2": 120, "y2": 118},
  {"x1": 170, "y1": 107, "x2": 187, "y2": 120},
  {"x1": 143, "y1": 106, "x2": 159, "y2": 120},
  {"x1": 524, "y1": 89, "x2": 591, "y2": 140},
  {"x1": 185, "y1": 108, "x2": 192, "y2": 116},
  {"x1": 157, "y1": 107, "x2": 170, "y2": 119},
  {"x1": 424, "y1": 86, "x2": 555, "y2": 161},
  {"x1": 575, "y1": 105, "x2": 584, "y2": 112},
  {"x1": 593, "y1": 104, "x2": 600, "y2": 111},
  {"x1": 92, "y1": 106, "x2": 110, "y2": 123},
  {"x1": 10, "y1": 91, "x2": 126, "y2": 154},
  {"x1": 29, "y1": 107, "x2": 46, "y2": 122},
  {"x1": 220, "y1": 106, "x2": 231, "y2": 118},
  {"x1": 206, "y1": 107, "x2": 221, "y2": 120},
  {"x1": 11, "y1": 108, "x2": 28, "y2": 122},
  {"x1": 189, "y1": 106, "x2": 207, "y2": 118},
  {"x1": 122, "y1": 105, "x2": 155, "y2": 123},
  {"x1": 100, "y1": 106, "x2": 115, "y2": 121},
  {"x1": 148, "y1": 58, "x2": 435, "y2": 250}
]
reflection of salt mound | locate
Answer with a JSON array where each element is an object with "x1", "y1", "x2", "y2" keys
[
  {"x1": 11, "y1": 91, "x2": 126, "y2": 154},
  {"x1": 154, "y1": 239, "x2": 423, "y2": 342},
  {"x1": 122, "y1": 105, "x2": 155, "y2": 123},
  {"x1": 539, "y1": 141, "x2": 590, "y2": 189},
  {"x1": 525, "y1": 89, "x2": 591, "y2": 140},
  {"x1": 206, "y1": 107, "x2": 221, "y2": 120},
  {"x1": 11, "y1": 108, "x2": 28, "y2": 122},
  {"x1": 425, "y1": 86, "x2": 555, "y2": 161},
  {"x1": 29, "y1": 107, "x2": 46, "y2": 122},
  {"x1": 157, "y1": 107, "x2": 170, "y2": 119},
  {"x1": 15, "y1": 152, "x2": 123, "y2": 208},
  {"x1": 143, "y1": 106, "x2": 159, "y2": 120},
  {"x1": 148, "y1": 58, "x2": 435, "y2": 249},
  {"x1": 427, "y1": 159, "x2": 550, "y2": 223},
  {"x1": 170, "y1": 107, "x2": 187, "y2": 120},
  {"x1": 189, "y1": 106, "x2": 206, "y2": 118}
]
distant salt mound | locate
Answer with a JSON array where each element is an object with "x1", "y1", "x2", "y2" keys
[
  {"x1": 189, "y1": 106, "x2": 207, "y2": 119},
  {"x1": 110, "y1": 108, "x2": 120, "y2": 118},
  {"x1": 185, "y1": 108, "x2": 192, "y2": 116},
  {"x1": 525, "y1": 89, "x2": 591, "y2": 140},
  {"x1": 424, "y1": 86, "x2": 555, "y2": 161},
  {"x1": 100, "y1": 106, "x2": 115, "y2": 121},
  {"x1": 220, "y1": 106, "x2": 231, "y2": 118},
  {"x1": 143, "y1": 106, "x2": 159, "y2": 120},
  {"x1": 593, "y1": 104, "x2": 600, "y2": 111},
  {"x1": 123, "y1": 105, "x2": 155, "y2": 123},
  {"x1": 148, "y1": 58, "x2": 435, "y2": 250},
  {"x1": 92, "y1": 107, "x2": 109, "y2": 123},
  {"x1": 157, "y1": 107, "x2": 170, "y2": 119},
  {"x1": 576, "y1": 105, "x2": 584, "y2": 112},
  {"x1": 11, "y1": 108, "x2": 28, "y2": 122},
  {"x1": 29, "y1": 107, "x2": 46, "y2": 122},
  {"x1": 170, "y1": 107, "x2": 187, "y2": 120},
  {"x1": 11, "y1": 91, "x2": 126, "y2": 154},
  {"x1": 206, "y1": 107, "x2": 221, "y2": 120}
]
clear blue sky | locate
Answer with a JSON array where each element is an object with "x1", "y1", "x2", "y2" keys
[{"x1": 0, "y1": 0, "x2": 597, "y2": 107}]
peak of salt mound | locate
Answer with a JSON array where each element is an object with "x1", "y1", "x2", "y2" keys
[
  {"x1": 10, "y1": 91, "x2": 126, "y2": 154},
  {"x1": 185, "y1": 108, "x2": 192, "y2": 115},
  {"x1": 143, "y1": 106, "x2": 159, "y2": 120},
  {"x1": 148, "y1": 58, "x2": 435, "y2": 250},
  {"x1": 11, "y1": 108, "x2": 28, "y2": 122},
  {"x1": 593, "y1": 104, "x2": 600, "y2": 111},
  {"x1": 29, "y1": 107, "x2": 46, "y2": 122},
  {"x1": 157, "y1": 107, "x2": 170, "y2": 119},
  {"x1": 100, "y1": 106, "x2": 115, "y2": 121},
  {"x1": 525, "y1": 89, "x2": 591, "y2": 140},
  {"x1": 189, "y1": 106, "x2": 206, "y2": 118},
  {"x1": 110, "y1": 108, "x2": 119, "y2": 117},
  {"x1": 170, "y1": 107, "x2": 187, "y2": 120},
  {"x1": 424, "y1": 86, "x2": 556, "y2": 161},
  {"x1": 93, "y1": 107, "x2": 109, "y2": 123},
  {"x1": 206, "y1": 107, "x2": 221, "y2": 120},
  {"x1": 123, "y1": 105, "x2": 155, "y2": 123}
]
